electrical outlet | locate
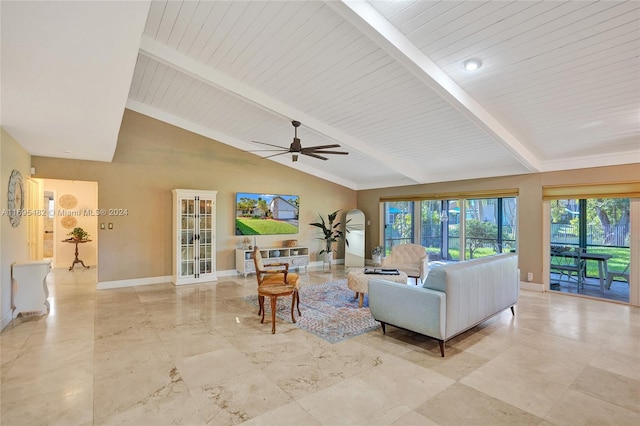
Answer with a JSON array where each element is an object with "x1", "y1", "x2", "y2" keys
[{"x1": 527, "y1": 272, "x2": 533, "y2": 282}]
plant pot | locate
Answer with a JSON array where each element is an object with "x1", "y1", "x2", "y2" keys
[
  {"x1": 323, "y1": 251, "x2": 334, "y2": 271},
  {"x1": 372, "y1": 254, "x2": 382, "y2": 265}
]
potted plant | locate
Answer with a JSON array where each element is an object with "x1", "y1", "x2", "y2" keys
[
  {"x1": 309, "y1": 210, "x2": 348, "y2": 269},
  {"x1": 372, "y1": 245, "x2": 384, "y2": 265},
  {"x1": 68, "y1": 227, "x2": 89, "y2": 241}
]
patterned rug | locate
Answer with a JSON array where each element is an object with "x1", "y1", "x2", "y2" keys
[{"x1": 244, "y1": 279, "x2": 380, "y2": 343}]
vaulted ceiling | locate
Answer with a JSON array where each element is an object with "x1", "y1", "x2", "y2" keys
[{"x1": 2, "y1": 1, "x2": 639, "y2": 190}]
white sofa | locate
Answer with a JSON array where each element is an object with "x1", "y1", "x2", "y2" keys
[{"x1": 369, "y1": 253, "x2": 519, "y2": 356}]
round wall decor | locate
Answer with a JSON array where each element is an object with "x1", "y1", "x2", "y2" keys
[
  {"x1": 7, "y1": 170, "x2": 24, "y2": 228},
  {"x1": 58, "y1": 194, "x2": 78, "y2": 209},
  {"x1": 61, "y1": 216, "x2": 78, "y2": 229}
]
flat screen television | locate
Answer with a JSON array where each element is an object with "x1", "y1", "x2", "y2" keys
[{"x1": 235, "y1": 192, "x2": 299, "y2": 235}]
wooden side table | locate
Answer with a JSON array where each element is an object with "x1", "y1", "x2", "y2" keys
[{"x1": 63, "y1": 238, "x2": 92, "y2": 270}]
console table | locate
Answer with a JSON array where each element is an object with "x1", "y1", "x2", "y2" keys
[
  {"x1": 236, "y1": 246, "x2": 309, "y2": 277},
  {"x1": 11, "y1": 260, "x2": 52, "y2": 318}
]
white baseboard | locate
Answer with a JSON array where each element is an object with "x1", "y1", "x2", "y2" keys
[
  {"x1": 216, "y1": 269, "x2": 241, "y2": 277},
  {"x1": 97, "y1": 275, "x2": 172, "y2": 290},
  {"x1": 1, "y1": 310, "x2": 13, "y2": 331},
  {"x1": 520, "y1": 281, "x2": 544, "y2": 292}
]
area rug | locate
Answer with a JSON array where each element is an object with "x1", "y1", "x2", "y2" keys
[{"x1": 244, "y1": 279, "x2": 380, "y2": 343}]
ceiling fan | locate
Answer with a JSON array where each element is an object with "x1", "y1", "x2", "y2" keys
[{"x1": 249, "y1": 120, "x2": 348, "y2": 162}]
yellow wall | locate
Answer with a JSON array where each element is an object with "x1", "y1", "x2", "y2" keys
[
  {"x1": 357, "y1": 164, "x2": 640, "y2": 285},
  {"x1": 32, "y1": 110, "x2": 357, "y2": 284},
  {"x1": 1, "y1": 129, "x2": 32, "y2": 328},
  {"x1": 24, "y1": 109, "x2": 640, "y2": 292}
]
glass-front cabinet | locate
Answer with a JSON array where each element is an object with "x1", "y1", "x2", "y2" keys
[{"x1": 172, "y1": 189, "x2": 217, "y2": 285}]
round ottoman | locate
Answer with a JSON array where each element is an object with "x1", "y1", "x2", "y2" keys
[{"x1": 347, "y1": 268, "x2": 408, "y2": 308}]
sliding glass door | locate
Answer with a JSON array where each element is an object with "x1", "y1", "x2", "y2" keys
[
  {"x1": 464, "y1": 197, "x2": 517, "y2": 259},
  {"x1": 550, "y1": 197, "x2": 630, "y2": 303},
  {"x1": 383, "y1": 197, "x2": 517, "y2": 262},
  {"x1": 383, "y1": 201, "x2": 414, "y2": 255}
]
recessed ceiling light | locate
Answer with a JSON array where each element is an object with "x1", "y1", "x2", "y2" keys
[
  {"x1": 462, "y1": 58, "x2": 482, "y2": 71},
  {"x1": 63, "y1": 150, "x2": 72, "y2": 154}
]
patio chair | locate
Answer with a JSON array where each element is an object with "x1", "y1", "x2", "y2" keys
[
  {"x1": 606, "y1": 263, "x2": 630, "y2": 290},
  {"x1": 550, "y1": 246, "x2": 586, "y2": 290}
]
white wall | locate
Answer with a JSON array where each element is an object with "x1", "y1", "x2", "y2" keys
[{"x1": 1, "y1": 129, "x2": 31, "y2": 329}]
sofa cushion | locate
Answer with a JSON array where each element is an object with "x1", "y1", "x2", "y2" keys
[
  {"x1": 423, "y1": 266, "x2": 447, "y2": 292},
  {"x1": 423, "y1": 254, "x2": 516, "y2": 293}
]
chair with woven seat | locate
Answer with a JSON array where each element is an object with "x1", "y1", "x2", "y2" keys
[{"x1": 253, "y1": 246, "x2": 301, "y2": 332}]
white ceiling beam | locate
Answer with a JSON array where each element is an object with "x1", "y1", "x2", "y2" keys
[
  {"x1": 138, "y1": 36, "x2": 429, "y2": 185},
  {"x1": 327, "y1": 0, "x2": 542, "y2": 172}
]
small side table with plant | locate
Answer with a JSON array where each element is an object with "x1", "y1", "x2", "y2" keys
[{"x1": 64, "y1": 227, "x2": 91, "y2": 270}]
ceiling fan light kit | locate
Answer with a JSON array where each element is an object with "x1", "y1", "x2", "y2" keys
[{"x1": 249, "y1": 121, "x2": 348, "y2": 162}]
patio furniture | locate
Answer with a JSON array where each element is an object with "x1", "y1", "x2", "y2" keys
[
  {"x1": 606, "y1": 263, "x2": 630, "y2": 290},
  {"x1": 550, "y1": 246, "x2": 586, "y2": 290}
]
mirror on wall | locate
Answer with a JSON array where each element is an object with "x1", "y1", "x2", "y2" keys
[{"x1": 345, "y1": 209, "x2": 365, "y2": 267}]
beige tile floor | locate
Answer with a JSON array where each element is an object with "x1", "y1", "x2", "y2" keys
[{"x1": 1, "y1": 266, "x2": 639, "y2": 425}]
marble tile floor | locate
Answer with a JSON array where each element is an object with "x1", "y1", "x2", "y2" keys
[{"x1": 1, "y1": 266, "x2": 639, "y2": 426}]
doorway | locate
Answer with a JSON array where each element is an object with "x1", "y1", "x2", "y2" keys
[
  {"x1": 40, "y1": 179, "x2": 98, "y2": 270},
  {"x1": 548, "y1": 197, "x2": 634, "y2": 304},
  {"x1": 43, "y1": 191, "x2": 54, "y2": 259}
]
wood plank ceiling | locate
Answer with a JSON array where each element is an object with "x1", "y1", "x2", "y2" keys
[
  {"x1": 4, "y1": 1, "x2": 638, "y2": 190},
  {"x1": 127, "y1": 0, "x2": 639, "y2": 189}
]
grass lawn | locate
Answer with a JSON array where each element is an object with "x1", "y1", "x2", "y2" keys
[{"x1": 236, "y1": 218, "x2": 297, "y2": 235}]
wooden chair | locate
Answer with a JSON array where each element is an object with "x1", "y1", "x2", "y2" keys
[
  {"x1": 606, "y1": 263, "x2": 630, "y2": 290},
  {"x1": 253, "y1": 247, "x2": 301, "y2": 333}
]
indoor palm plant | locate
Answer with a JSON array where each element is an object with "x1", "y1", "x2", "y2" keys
[{"x1": 309, "y1": 210, "x2": 348, "y2": 268}]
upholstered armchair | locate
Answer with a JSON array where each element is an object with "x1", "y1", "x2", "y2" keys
[{"x1": 381, "y1": 243, "x2": 429, "y2": 284}]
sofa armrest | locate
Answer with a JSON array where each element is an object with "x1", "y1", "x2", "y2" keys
[{"x1": 368, "y1": 278, "x2": 446, "y2": 340}]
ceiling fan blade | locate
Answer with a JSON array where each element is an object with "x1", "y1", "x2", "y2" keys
[
  {"x1": 307, "y1": 150, "x2": 349, "y2": 155},
  {"x1": 251, "y1": 140, "x2": 288, "y2": 150},
  {"x1": 302, "y1": 152, "x2": 329, "y2": 161},
  {"x1": 260, "y1": 152, "x2": 289, "y2": 160},
  {"x1": 250, "y1": 121, "x2": 348, "y2": 162},
  {"x1": 301, "y1": 144, "x2": 341, "y2": 151}
]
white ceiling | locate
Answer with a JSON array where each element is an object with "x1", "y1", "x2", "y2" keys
[{"x1": 2, "y1": 1, "x2": 639, "y2": 189}]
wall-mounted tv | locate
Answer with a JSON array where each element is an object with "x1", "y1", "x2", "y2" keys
[{"x1": 235, "y1": 192, "x2": 299, "y2": 235}]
